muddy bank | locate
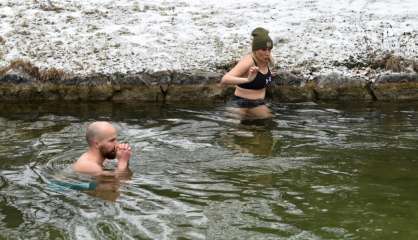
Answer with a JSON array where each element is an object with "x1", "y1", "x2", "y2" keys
[{"x1": 0, "y1": 59, "x2": 417, "y2": 102}]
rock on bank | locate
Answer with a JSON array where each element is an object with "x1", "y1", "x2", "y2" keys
[{"x1": 1, "y1": 59, "x2": 417, "y2": 102}]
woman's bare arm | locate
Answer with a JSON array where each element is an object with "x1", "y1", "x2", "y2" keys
[{"x1": 221, "y1": 55, "x2": 258, "y2": 85}]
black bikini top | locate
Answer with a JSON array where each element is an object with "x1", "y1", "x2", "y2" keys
[{"x1": 238, "y1": 57, "x2": 272, "y2": 90}]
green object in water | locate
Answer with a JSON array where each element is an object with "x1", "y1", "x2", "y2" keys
[{"x1": 48, "y1": 180, "x2": 97, "y2": 191}]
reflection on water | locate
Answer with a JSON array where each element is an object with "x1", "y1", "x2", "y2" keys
[
  {"x1": 221, "y1": 127, "x2": 279, "y2": 157},
  {"x1": 0, "y1": 101, "x2": 417, "y2": 239}
]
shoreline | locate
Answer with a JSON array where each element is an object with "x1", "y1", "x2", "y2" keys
[
  {"x1": 1, "y1": 59, "x2": 417, "y2": 103},
  {"x1": 1, "y1": 0, "x2": 417, "y2": 103}
]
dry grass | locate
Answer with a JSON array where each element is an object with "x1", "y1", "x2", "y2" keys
[
  {"x1": 215, "y1": 59, "x2": 239, "y2": 71},
  {"x1": 369, "y1": 53, "x2": 411, "y2": 72},
  {"x1": 384, "y1": 55, "x2": 402, "y2": 72},
  {"x1": 39, "y1": 68, "x2": 65, "y2": 82},
  {"x1": 35, "y1": 0, "x2": 64, "y2": 12},
  {"x1": 0, "y1": 66, "x2": 8, "y2": 77},
  {"x1": 9, "y1": 59, "x2": 41, "y2": 79},
  {"x1": 41, "y1": 5, "x2": 63, "y2": 12},
  {"x1": 0, "y1": 59, "x2": 39, "y2": 78},
  {"x1": 0, "y1": 59, "x2": 66, "y2": 82}
]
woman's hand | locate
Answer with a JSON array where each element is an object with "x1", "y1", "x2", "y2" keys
[{"x1": 247, "y1": 66, "x2": 259, "y2": 83}]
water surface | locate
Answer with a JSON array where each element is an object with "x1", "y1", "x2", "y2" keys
[{"x1": 0, "y1": 101, "x2": 417, "y2": 239}]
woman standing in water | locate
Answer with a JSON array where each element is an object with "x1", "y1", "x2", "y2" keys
[{"x1": 221, "y1": 27, "x2": 274, "y2": 120}]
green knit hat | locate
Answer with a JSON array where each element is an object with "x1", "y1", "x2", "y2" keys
[{"x1": 251, "y1": 27, "x2": 273, "y2": 51}]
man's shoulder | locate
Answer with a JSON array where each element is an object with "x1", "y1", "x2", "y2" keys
[{"x1": 73, "y1": 155, "x2": 102, "y2": 174}]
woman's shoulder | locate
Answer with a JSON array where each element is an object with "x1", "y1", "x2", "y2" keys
[
  {"x1": 240, "y1": 54, "x2": 253, "y2": 62},
  {"x1": 237, "y1": 54, "x2": 254, "y2": 67}
]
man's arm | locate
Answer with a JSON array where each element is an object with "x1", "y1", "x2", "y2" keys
[
  {"x1": 116, "y1": 143, "x2": 132, "y2": 172},
  {"x1": 73, "y1": 158, "x2": 129, "y2": 179}
]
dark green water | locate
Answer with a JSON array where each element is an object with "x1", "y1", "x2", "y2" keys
[{"x1": 0, "y1": 101, "x2": 417, "y2": 240}]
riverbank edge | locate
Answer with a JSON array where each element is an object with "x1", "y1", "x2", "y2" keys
[{"x1": 0, "y1": 60, "x2": 417, "y2": 103}]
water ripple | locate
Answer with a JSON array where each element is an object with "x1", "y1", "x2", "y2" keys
[{"x1": 0, "y1": 101, "x2": 417, "y2": 239}]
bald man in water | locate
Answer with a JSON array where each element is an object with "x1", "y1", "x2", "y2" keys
[{"x1": 73, "y1": 121, "x2": 132, "y2": 175}]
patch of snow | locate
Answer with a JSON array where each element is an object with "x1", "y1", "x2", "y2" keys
[{"x1": 0, "y1": 0, "x2": 417, "y2": 76}]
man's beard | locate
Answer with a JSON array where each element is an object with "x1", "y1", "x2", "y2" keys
[{"x1": 100, "y1": 146, "x2": 117, "y2": 159}]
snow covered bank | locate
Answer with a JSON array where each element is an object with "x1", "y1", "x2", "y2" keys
[
  {"x1": 0, "y1": 0, "x2": 417, "y2": 102},
  {"x1": 0, "y1": 0, "x2": 417, "y2": 76}
]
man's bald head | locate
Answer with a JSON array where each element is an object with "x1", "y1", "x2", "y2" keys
[{"x1": 86, "y1": 121, "x2": 116, "y2": 146}]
